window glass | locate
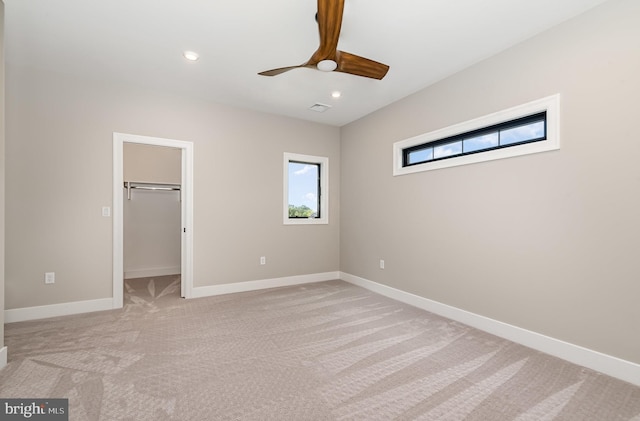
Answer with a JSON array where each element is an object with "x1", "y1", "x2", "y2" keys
[
  {"x1": 500, "y1": 120, "x2": 545, "y2": 145},
  {"x1": 288, "y1": 162, "x2": 319, "y2": 218},
  {"x1": 464, "y1": 132, "x2": 499, "y2": 153},
  {"x1": 434, "y1": 141, "x2": 462, "y2": 159},
  {"x1": 407, "y1": 148, "x2": 433, "y2": 165}
]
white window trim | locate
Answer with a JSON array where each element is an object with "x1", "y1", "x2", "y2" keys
[
  {"x1": 283, "y1": 152, "x2": 329, "y2": 225},
  {"x1": 393, "y1": 94, "x2": 560, "y2": 176}
]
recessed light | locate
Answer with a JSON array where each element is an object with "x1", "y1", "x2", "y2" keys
[
  {"x1": 331, "y1": 91, "x2": 341, "y2": 99},
  {"x1": 183, "y1": 51, "x2": 199, "y2": 61}
]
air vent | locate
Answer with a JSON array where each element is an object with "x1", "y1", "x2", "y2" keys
[{"x1": 309, "y1": 103, "x2": 331, "y2": 113}]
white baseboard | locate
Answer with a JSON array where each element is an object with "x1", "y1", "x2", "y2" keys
[
  {"x1": 3, "y1": 272, "x2": 340, "y2": 322},
  {"x1": 124, "y1": 266, "x2": 180, "y2": 280},
  {"x1": 5, "y1": 298, "x2": 115, "y2": 323},
  {"x1": 0, "y1": 346, "x2": 7, "y2": 370},
  {"x1": 6, "y1": 271, "x2": 636, "y2": 386},
  {"x1": 191, "y1": 271, "x2": 340, "y2": 299},
  {"x1": 340, "y1": 272, "x2": 640, "y2": 387}
]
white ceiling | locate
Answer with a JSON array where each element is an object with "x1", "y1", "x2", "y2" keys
[{"x1": 5, "y1": 0, "x2": 609, "y2": 127}]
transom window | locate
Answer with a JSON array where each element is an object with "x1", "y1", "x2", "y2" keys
[
  {"x1": 403, "y1": 112, "x2": 547, "y2": 167},
  {"x1": 393, "y1": 94, "x2": 560, "y2": 176}
]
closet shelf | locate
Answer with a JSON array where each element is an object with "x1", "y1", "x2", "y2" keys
[{"x1": 124, "y1": 181, "x2": 181, "y2": 200}]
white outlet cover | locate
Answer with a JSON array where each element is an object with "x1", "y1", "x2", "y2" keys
[{"x1": 45, "y1": 272, "x2": 55, "y2": 284}]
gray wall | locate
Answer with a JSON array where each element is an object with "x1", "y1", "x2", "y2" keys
[
  {"x1": 123, "y1": 189, "x2": 181, "y2": 278},
  {"x1": 5, "y1": 65, "x2": 340, "y2": 309},
  {"x1": 340, "y1": 0, "x2": 640, "y2": 364},
  {"x1": 124, "y1": 143, "x2": 181, "y2": 185}
]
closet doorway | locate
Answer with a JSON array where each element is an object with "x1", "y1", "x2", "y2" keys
[{"x1": 113, "y1": 133, "x2": 194, "y2": 309}]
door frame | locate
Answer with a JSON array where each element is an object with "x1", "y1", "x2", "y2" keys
[{"x1": 112, "y1": 132, "x2": 194, "y2": 308}]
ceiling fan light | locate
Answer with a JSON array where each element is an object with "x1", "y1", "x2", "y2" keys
[{"x1": 317, "y1": 59, "x2": 337, "y2": 72}]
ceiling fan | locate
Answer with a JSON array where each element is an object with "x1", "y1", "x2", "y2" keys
[{"x1": 258, "y1": 0, "x2": 389, "y2": 80}]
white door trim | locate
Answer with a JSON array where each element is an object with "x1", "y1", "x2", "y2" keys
[{"x1": 113, "y1": 132, "x2": 194, "y2": 308}]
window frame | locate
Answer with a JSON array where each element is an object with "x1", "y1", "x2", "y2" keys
[
  {"x1": 283, "y1": 152, "x2": 329, "y2": 225},
  {"x1": 393, "y1": 94, "x2": 560, "y2": 176}
]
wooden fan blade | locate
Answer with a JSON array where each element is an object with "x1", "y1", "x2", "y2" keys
[
  {"x1": 259, "y1": 0, "x2": 344, "y2": 75},
  {"x1": 258, "y1": 65, "x2": 304, "y2": 77},
  {"x1": 309, "y1": 0, "x2": 344, "y2": 64},
  {"x1": 335, "y1": 51, "x2": 390, "y2": 80},
  {"x1": 258, "y1": 0, "x2": 389, "y2": 79}
]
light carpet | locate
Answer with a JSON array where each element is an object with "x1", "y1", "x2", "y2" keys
[{"x1": 1, "y1": 276, "x2": 639, "y2": 420}]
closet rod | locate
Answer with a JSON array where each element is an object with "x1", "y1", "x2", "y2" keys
[{"x1": 125, "y1": 182, "x2": 181, "y2": 200}]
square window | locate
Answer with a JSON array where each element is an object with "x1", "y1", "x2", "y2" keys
[
  {"x1": 288, "y1": 162, "x2": 320, "y2": 218},
  {"x1": 284, "y1": 153, "x2": 329, "y2": 225}
]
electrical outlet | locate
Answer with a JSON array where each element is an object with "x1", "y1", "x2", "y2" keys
[
  {"x1": 260, "y1": 256, "x2": 266, "y2": 265},
  {"x1": 380, "y1": 259, "x2": 385, "y2": 269},
  {"x1": 45, "y1": 272, "x2": 55, "y2": 284}
]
